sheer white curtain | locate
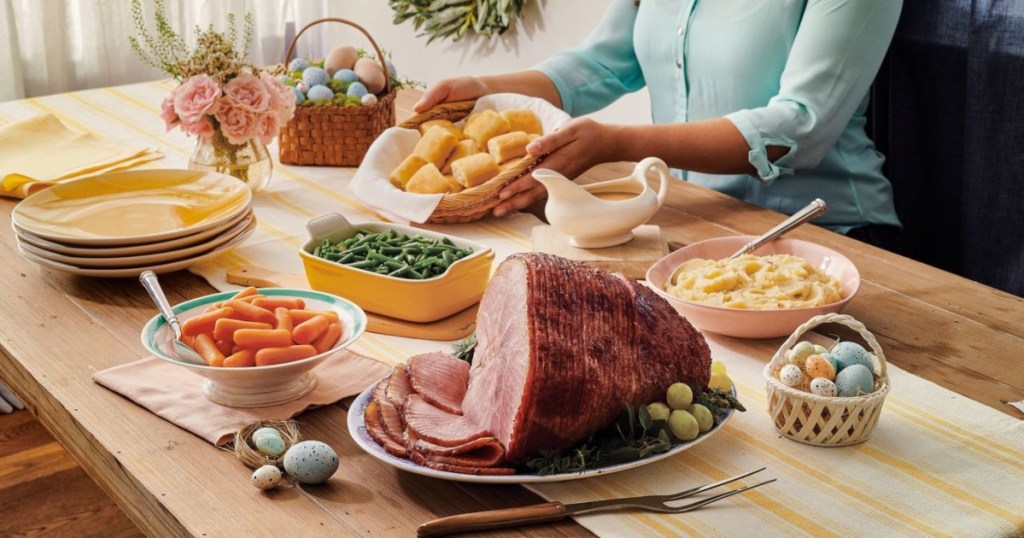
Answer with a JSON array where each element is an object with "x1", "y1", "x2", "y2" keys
[{"x1": 0, "y1": 0, "x2": 338, "y2": 102}]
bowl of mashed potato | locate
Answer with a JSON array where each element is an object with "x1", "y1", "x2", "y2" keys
[{"x1": 645, "y1": 236, "x2": 860, "y2": 338}]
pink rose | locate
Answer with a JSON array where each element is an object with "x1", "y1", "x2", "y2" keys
[
  {"x1": 223, "y1": 72, "x2": 271, "y2": 114},
  {"x1": 160, "y1": 92, "x2": 179, "y2": 131},
  {"x1": 181, "y1": 117, "x2": 214, "y2": 138},
  {"x1": 253, "y1": 111, "x2": 281, "y2": 146},
  {"x1": 261, "y1": 74, "x2": 296, "y2": 124},
  {"x1": 214, "y1": 97, "x2": 257, "y2": 145},
  {"x1": 173, "y1": 74, "x2": 221, "y2": 123}
]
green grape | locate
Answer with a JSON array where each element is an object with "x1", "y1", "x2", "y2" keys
[
  {"x1": 708, "y1": 372, "x2": 733, "y2": 391},
  {"x1": 668, "y1": 410, "x2": 699, "y2": 441},
  {"x1": 687, "y1": 403, "x2": 714, "y2": 432},
  {"x1": 646, "y1": 402, "x2": 670, "y2": 422},
  {"x1": 711, "y1": 361, "x2": 727, "y2": 375},
  {"x1": 666, "y1": 382, "x2": 693, "y2": 410}
]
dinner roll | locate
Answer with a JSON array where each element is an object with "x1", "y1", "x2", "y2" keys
[
  {"x1": 500, "y1": 109, "x2": 542, "y2": 136},
  {"x1": 463, "y1": 109, "x2": 510, "y2": 148},
  {"x1": 413, "y1": 126, "x2": 460, "y2": 169},
  {"x1": 451, "y1": 153, "x2": 501, "y2": 189},
  {"x1": 405, "y1": 163, "x2": 453, "y2": 194},
  {"x1": 389, "y1": 154, "x2": 428, "y2": 189},
  {"x1": 418, "y1": 119, "x2": 465, "y2": 141},
  {"x1": 441, "y1": 139, "x2": 480, "y2": 174},
  {"x1": 487, "y1": 131, "x2": 531, "y2": 164}
]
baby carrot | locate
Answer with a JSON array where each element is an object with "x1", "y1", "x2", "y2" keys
[
  {"x1": 213, "y1": 318, "x2": 273, "y2": 341},
  {"x1": 181, "y1": 307, "x2": 234, "y2": 337},
  {"x1": 233, "y1": 328, "x2": 293, "y2": 349},
  {"x1": 193, "y1": 333, "x2": 225, "y2": 367},
  {"x1": 274, "y1": 307, "x2": 293, "y2": 333},
  {"x1": 226, "y1": 300, "x2": 276, "y2": 325},
  {"x1": 223, "y1": 348, "x2": 257, "y2": 368},
  {"x1": 312, "y1": 322, "x2": 343, "y2": 353},
  {"x1": 255, "y1": 345, "x2": 318, "y2": 366},
  {"x1": 230, "y1": 286, "x2": 259, "y2": 300},
  {"x1": 237, "y1": 295, "x2": 266, "y2": 303},
  {"x1": 292, "y1": 315, "x2": 329, "y2": 345},
  {"x1": 252, "y1": 297, "x2": 305, "y2": 311},
  {"x1": 214, "y1": 338, "x2": 234, "y2": 356},
  {"x1": 289, "y1": 309, "x2": 340, "y2": 324}
]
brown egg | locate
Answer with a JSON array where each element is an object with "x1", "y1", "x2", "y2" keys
[
  {"x1": 324, "y1": 45, "x2": 357, "y2": 76},
  {"x1": 354, "y1": 57, "x2": 387, "y2": 94}
]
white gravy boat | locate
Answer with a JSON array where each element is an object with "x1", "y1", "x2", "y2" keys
[{"x1": 534, "y1": 157, "x2": 671, "y2": 248}]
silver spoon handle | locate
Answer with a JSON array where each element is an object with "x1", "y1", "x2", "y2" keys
[
  {"x1": 728, "y1": 198, "x2": 827, "y2": 259},
  {"x1": 139, "y1": 270, "x2": 182, "y2": 340}
]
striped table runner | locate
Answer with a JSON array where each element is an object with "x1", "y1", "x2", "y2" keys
[{"x1": 2, "y1": 82, "x2": 1021, "y2": 537}]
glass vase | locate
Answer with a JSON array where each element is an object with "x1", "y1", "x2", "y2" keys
[{"x1": 188, "y1": 130, "x2": 273, "y2": 193}]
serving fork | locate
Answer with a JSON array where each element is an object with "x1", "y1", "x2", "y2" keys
[{"x1": 417, "y1": 468, "x2": 774, "y2": 537}]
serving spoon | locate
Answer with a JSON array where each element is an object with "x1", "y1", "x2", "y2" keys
[
  {"x1": 139, "y1": 270, "x2": 206, "y2": 366},
  {"x1": 727, "y1": 198, "x2": 827, "y2": 259}
]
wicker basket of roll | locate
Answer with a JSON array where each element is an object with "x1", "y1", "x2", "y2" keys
[
  {"x1": 763, "y1": 313, "x2": 891, "y2": 447},
  {"x1": 398, "y1": 100, "x2": 544, "y2": 223},
  {"x1": 277, "y1": 18, "x2": 396, "y2": 167}
]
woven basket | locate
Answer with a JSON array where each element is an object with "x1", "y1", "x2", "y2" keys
[
  {"x1": 763, "y1": 313, "x2": 891, "y2": 447},
  {"x1": 278, "y1": 18, "x2": 396, "y2": 167},
  {"x1": 398, "y1": 100, "x2": 542, "y2": 223}
]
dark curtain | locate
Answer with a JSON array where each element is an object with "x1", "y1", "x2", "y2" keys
[{"x1": 870, "y1": 0, "x2": 1024, "y2": 297}]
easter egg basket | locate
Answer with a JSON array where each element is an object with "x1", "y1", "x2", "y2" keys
[
  {"x1": 763, "y1": 313, "x2": 890, "y2": 447},
  {"x1": 396, "y1": 99, "x2": 546, "y2": 223},
  {"x1": 277, "y1": 18, "x2": 396, "y2": 167},
  {"x1": 232, "y1": 419, "x2": 302, "y2": 469}
]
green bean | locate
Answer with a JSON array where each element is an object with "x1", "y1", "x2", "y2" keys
[
  {"x1": 312, "y1": 228, "x2": 474, "y2": 280},
  {"x1": 349, "y1": 259, "x2": 379, "y2": 269}
]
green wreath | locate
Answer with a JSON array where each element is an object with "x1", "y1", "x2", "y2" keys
[{"x1": 389, "y1": 0, "x2": 528, "y2": 43}]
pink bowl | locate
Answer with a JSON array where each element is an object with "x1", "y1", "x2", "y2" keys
[{"x1": 645, "y1": 236, "x2": 860, "y2": 339}]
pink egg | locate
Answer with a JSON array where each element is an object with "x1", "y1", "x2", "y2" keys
[{"x1": 805, "y1": 354, "x2": 836, "y2": 381}]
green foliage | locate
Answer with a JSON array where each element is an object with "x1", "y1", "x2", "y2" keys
[
  {"x1": 451, "y1": 334, "x2": 477, "y2": 364},
  {"x1": 389, "y1": 0, "x2": 528, "y2": 43}
]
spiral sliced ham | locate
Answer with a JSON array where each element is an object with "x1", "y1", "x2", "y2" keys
[{"x1": 363, "y1": 253, "x2": 711, "y2": 473}]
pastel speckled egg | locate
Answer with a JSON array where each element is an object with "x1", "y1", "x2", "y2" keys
[
  {"x1": 778, "y1": 364, "x2": 806, "y2": 389},
  {"x1": 361, "y1": 93, "x2": 378, "y2": 106},
  {"x1": 307, "y1": 85, "x2": 334, "y2": 103},
  {"x1": 255, "y1": 433, "x2": 287, "y2": 457},
  {"x1": 288, "y1": 58, "x2": 310, "y2": 72},
  {"x1": 787, "y1": 341, "x2": 815, "y2": 366},
  {"x1": 283, "y1": 441, "x2": 339, "y2": 485},
  {"x1": 835, "y1": 364, "x2": 874, "y2": 397},
  {"x1": 302, "y1": 66, "x2": 330, "y2": 88},
  {"x1": 251, "y1": 465, "x2": 282, "y2": 490},
  {"x1": 804, "y1": 354, "x2": 836, "y2": 381},
  {"x1": 252, "y1": 427, "x2": 282, "y2": 443},
  {"x1": 346, "y1": 82, "x2": 368, "y2": 99},
  {"x1": 809, "y1": 377, "x2": 838, "y2": 397},
  {"x1": 291, "y1": 87, "x2": 306, "y2": 105},
  {"x1": 333, "y1": 68, "x2": 358, "y2": 84},
  {"x1": 832, "y1": 341, "x2": 873, "y2": 372}
]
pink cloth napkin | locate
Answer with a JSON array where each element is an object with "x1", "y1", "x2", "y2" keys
[{"x1": 93, "y1": 351, "x2": 391, "y2": 445}]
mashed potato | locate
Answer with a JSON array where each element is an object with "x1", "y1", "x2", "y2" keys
[{"x1": 665, "y1": 254, "x2": 843, "y2": 310}]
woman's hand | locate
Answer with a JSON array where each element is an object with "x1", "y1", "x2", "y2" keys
[
  {"x1": 493, "y1": 117, "x2": 616, "y2": 217},
  {"x1": 413, "y1": 77, "x2": 488, "y2": 112}
]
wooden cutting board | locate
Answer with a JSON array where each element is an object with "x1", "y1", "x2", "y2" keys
[
  {"x1": 225, "y1": 267, "x2": 476, "y2": 341},
  {"x1": 531, "y1": 224, "x2": 669, "y2": 280}
]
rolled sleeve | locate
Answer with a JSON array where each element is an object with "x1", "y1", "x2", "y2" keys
[{"x1": 726, "y1": 109, "x2": 796, "y2": 184}]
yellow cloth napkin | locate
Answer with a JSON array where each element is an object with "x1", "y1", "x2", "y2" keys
[
  {"x1": 92, "y1": 350, "x2": 391, "y2": 445},
  {"x1": 0, "y1": 114, "x2": 163, "y2": 198}
]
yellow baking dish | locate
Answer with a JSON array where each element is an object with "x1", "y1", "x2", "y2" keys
[{"x1": 299, "y1": 213, "x2": 493, "y2": 323}]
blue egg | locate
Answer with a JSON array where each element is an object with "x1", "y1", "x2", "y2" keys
[
  {"x1": 254, "y1": 434, "x2": 286, "y2": 457},
  {"x1": 302, "y1": 66, "x2": 330, "y2": 88},
  {"x1": 306, "y1": 85, "x2": 334, "y2": 103},
  {"x1": 288, "y1": 58, "x2": 310, "y2": 72},
  {"x1": 333, "y1": 68, "x2": 358, "y2": 84},
  {"x1": 835, "y1": 364, "x2": 874, "y2": 397},
  {"x1": 832, "y1": 342, "x2": 872, "y2": 372},
  {"x1": 820, "y1": 352, "x2": 840, "y2": 374},
  {"x1": 277, "y1": 74, "x2": 291, "y2": 85},
  {"x1": 346, "y1": 82, "x2": 368, "y2": 98},
  {"x1": 385, "y1": 60, "x2": 397, "y2": 79},
  {"x1": 290, "y1": 86, "x2": 306, "y2": 105}
]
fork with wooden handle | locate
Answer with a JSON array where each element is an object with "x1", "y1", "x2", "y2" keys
[{"x1": 417, "y1": 468, "x2": 773, "y2": 537}]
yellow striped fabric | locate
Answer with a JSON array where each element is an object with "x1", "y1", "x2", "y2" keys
[{"x1": 2, "y1": 82, "x2": 1021, "y2": 537}]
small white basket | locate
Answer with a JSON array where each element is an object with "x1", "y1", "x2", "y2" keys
[{"x1": 763, "y1": 313, "x2": 891, "y2": 447}]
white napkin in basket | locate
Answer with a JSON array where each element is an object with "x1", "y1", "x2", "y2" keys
[{"x1": 350, "y1": 93, "x2": 572, "y2": 223}]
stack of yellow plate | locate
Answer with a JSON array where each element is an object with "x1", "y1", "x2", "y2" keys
[{"x1": 12, "y1": 169, "x2": 256, "y2": 278}]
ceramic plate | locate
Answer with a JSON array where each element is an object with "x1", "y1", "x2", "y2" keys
[
  {"x1": 14, "y1": 207, "x2": 253, "y2": 257},
  {"x1": 348, "y1": 380, "x2": 735, "y2": 484},
  {"x1": 12, "y1": 169, "x2": 251, "y2": 245},
  {"x1": 16, "y1": 213, "x2": 256, "y2": 268},
  {"x1": 17, "y1": 221, "x2": 255, "y2": 278}
]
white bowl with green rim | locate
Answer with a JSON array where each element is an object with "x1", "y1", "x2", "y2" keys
[{"x1": 141, "y1": 288, "x2": 367, "y2": 408}]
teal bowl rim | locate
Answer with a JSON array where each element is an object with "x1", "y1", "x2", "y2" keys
[{"x1": 140, "y1": 288, "x2": 367, "y2": 371}]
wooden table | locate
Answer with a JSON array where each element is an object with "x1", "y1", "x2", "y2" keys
[{"x1": 1, "y1": 90, "x2": 1022, "y2": 537}]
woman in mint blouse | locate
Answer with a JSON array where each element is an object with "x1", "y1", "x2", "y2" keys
[{"x1": 415, "y1": 0, "x2": 903, "y2": 246}]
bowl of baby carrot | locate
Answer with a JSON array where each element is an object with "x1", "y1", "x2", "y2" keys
[{"x1": 141, "y1": 286, "x2": 367, "y2": 408}]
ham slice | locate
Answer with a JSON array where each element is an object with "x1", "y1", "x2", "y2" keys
[
  {"x1": 408, "y1": 452, "x2": 516, "y2": 475},
  {"x1": 407, "y1": 352, "x2": 470, "y2": 415},
  {"x1": 363, "y1": 400, "x2": 408, "y2": 458},
  {"x1": 403, "y1": 394, "x2": 490, "y2": 447},
  {"x1": 409, "y1": 434, "x2": 505, "y2": 468},
  {"x1": 384, "y1": 363, "x2": 414, "y2": 410}
]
